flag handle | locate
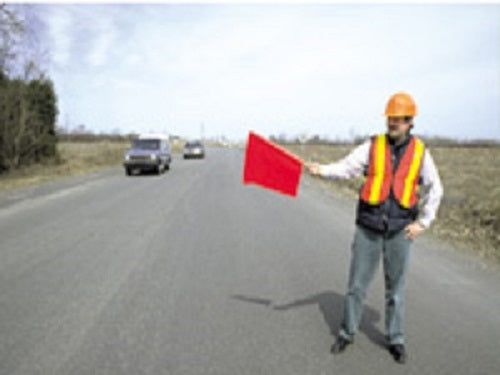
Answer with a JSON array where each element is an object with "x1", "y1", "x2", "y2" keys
[{"x1": 249, "y1": 131, "x2": 304, "y2": 165}]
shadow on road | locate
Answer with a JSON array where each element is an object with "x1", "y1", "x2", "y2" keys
[{"x1": 232, "y1": 291, "x2": 386, "y2": 349}]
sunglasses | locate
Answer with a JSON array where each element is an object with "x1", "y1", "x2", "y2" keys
[{"x1": 389, "y1": 116, "x2": 413, "y2": 123}]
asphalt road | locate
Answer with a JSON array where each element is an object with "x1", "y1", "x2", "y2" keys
[{"x1": 1, "y1": 148, "x2": 499, "y2": 375}]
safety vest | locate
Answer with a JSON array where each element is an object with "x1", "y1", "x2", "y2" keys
[{"x1": 360, "y1": 134, "x2": 425, "y2": 209}]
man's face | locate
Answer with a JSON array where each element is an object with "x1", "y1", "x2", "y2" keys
[{"x1": 387, "y1": 116, "x2": 413, "y2": 140}]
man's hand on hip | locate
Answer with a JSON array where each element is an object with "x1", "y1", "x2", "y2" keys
[{"x1": 404, "y1": 221, "x2": 426, "y2": 240}]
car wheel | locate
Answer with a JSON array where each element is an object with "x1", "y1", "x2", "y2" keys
[{"x1": 125, "y1": 167, "x2": 132, "y2": 176}]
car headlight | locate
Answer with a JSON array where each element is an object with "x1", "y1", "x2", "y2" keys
[
  {"x1": 125, "y1": 154, "x2": 130, "y2": 161},
  {"x1": 150, "y1": 154, "x2": 157, "y2": 160}
]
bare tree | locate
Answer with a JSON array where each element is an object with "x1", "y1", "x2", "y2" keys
[
  {"x1": 0, "y1": 3, "x2": 25, "y2": 76},
  {"x1": 1, "y1": 4, "x2": 49, "y2": 79}
]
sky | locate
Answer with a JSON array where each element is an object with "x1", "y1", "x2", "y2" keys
[{"x1": 14, "y1": 2, "x2": 500, "y2": 141}]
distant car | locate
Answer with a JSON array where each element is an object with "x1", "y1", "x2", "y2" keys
[
  {"x1": 183, "y1": 140, "x2": 205, "y2": 159},
  {"x1": 124, "y1": 134, "x2": 172, "y2": 175}
]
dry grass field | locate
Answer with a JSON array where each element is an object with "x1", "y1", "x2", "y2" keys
[
  {"x1": 0, "y1": 140, "x2": 188, "y2": 192},
  {"x1": 287, "y1": 144, "x2": 500, "y2": 263},
  {"x1": 0, "y1": 142, "x2": 130, "y2": 192}
]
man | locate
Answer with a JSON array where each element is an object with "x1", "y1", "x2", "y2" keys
[{"x1": 307, "y1": 92, "x2": 443, "y2": 364}]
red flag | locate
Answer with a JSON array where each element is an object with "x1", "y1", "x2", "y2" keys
[{"x1": 243, "y1": 131, "x2": 303, "y2": 197}]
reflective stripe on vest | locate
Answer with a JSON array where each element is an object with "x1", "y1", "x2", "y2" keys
[{"x1": 360, "y1": 134, "x2": 425, "y2": 208}]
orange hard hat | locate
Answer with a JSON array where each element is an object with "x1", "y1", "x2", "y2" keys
[{"x1": 385, "y1": 92, "x2": 417, "y2": 117}]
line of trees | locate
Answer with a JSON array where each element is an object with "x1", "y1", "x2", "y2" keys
[
  {"x1": 271, "y1": 134, "x2": 499, "y2": 148},
  {"x1": 56, "y1": 125, "x2": 137, "y2": 143},
  {"x1": 0, "y1": 4, "x2": 58, "y2": 172}
]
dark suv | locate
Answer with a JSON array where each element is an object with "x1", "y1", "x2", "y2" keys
[{"x1": 124, "y1": 134, "x2": 172, "y2": 175}]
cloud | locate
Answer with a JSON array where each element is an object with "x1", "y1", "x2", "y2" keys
[
  {"x1": 46, "y1": 7, "x2": 72, "y2": 67},
  {"x1": 86, "y1": 17, "x2": 117, "y2": 67}
]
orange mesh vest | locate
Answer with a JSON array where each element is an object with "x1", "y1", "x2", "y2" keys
[{"x1": 360, "y1": 134, "x2": 425, "y2": 209}]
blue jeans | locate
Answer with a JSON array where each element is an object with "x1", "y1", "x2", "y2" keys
[{"x1": 339, "y1": 225, "x2": 412, "y2": 345}]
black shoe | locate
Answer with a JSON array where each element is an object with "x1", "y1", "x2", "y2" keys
[
  {"x1": 330, "y1": 337, "x2": 352, "y2": 354},
  {"x1": 389, "y1": 344, "x2": 407, "y2": 364}
]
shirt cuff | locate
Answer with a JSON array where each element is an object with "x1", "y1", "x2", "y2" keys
[{"x1": 418, "y1": 218, "x2": 431, "y2": 229}]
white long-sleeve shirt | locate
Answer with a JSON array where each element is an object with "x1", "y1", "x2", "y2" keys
[{"x1": 318, "y1": 140, "x2": 443, "y2": 228}]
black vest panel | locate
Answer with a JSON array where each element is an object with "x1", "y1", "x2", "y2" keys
[{"x1": 356, "y1": 135, "x2": 420, "y2": 234}]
